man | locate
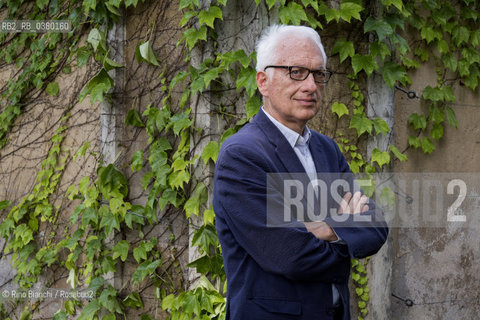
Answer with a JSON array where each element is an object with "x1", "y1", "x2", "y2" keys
[{"x1": 213, "y1": 24, "x2": 388, "y2": 320}]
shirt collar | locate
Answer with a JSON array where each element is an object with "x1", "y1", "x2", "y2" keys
[{"x1": 261, "y1": 107, "x2": 311, "y2": 149}]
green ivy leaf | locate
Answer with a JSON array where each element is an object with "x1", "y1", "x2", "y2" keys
[
  {"x1": 97, "y1": 164, "x2": 128, "y2": 198},
  {"x1": 464, "y1": 65, "x2": 480, "y2": 90},
  {"x1": 198, "y1": 6, "x2": 223, "y2": 28},
  {"x1": 133, "y1": 244, "x2": 147, "y2": 263},
  {"x1": 76, "y1": 46, "x2": 91, "y2": 66},
  {"x1": 421, "y1": 137, "x2": 435, "y2": 154},
  {"x1": 429, "y1": 105, "x2": 444, "y2": 124},
  {"x1": 179, "y1": 0, "x2": 200, "y2": 10},
  {"x1": 445, "y1": 106, "x2": 458, "y2": 128},
  {"x1": 279, "y1": 2, "x2": 308, "y2": 25},
  {"x1": 351, "y1": 54, "x2": 378, "y2": 76},
  {"x1": 331, "y1": 102, "x2": 349, "y2": 118},
  {"x1": 371, "y1": 148, "x2": 390, "y2": 168},
  {"x1": 79, "y1": 69, "x2": 113, "y2": 104},
  {"x1": 53, "y1": 310, "x2": 67, "y2": 320},
  {"x1": 301, "y1": 0, "x2": 319, "y2": 12},
  {"x1": 168, "y1": 170, "x2": 190, "y2": 190},
  {"x1": 218, "y1": 50, "x2": 251, "y2": 70},
  {"x1": 180, "y1": 10, "x2": 197, "y2": 27},
  {"x1": 87, "y1": 28, "x2": 105, "y2": 52},
  {"x1": 132, "y1": 259, "x2": 162, "y2": 283},
  {"x1": 36, "y1": 0, "x2": 49, "y2": 9},
  {"x1": 420, "y1": 26, "x2": 442, "y2": 44},
  {"x1": 407, "y1": 113, "x2": 426, "y2": 130},
  {"x1": 125, "y1": 109, "x2": 145, "y2": 128},
  {"x1": 103, "y1": 56, "x2": 124, "y2": 71},
  {"x1": 364, "y1": 17, "x2": 394, "y2": 41},
  {"x1": 372, "y1": 117, "x2": 390, "y2": 135},
  {"x1": 184, "y1": 194, "x2": 201, "y2": 219},
  {"x1": 202, "y1": 67, "x2": 222, "y2": 90},
  {"x1": 98, "y1": 285, "x2": 122, "y2": 314},
  {"x1": 331, "y1": 38, "x2": 355, "y2": 63},
  {"x1": 422, "y1": 86, "x2": 455, "y2": 102},
  {"x1": 246, "y1": 95, "x2": 261, "y2": 119},
  {"x1": 265, "y1": 0, "x2": 276, "y2": 9},
  {"x1": 81, "y1": 207, "x2": 98, "y2": 228},
  {"x1": 349, "y1": 114, "x2": 372, "y2": 137},
  {"x1": 201, "y1": 141, "x2": 220, "y2": 165},
  {"x1": 182, "y1": 25, "x2": 207, "y2": 50},
  {"x1": 355, "y1": 287, "x2": 364, "y2": 296},
  {"x1": 389, "y1": 145, "x2": 407, "y2": 162},
  {"x1": 131, "y1": 150, "x2": 143, "y2": 172},
  {"x1": 136, "y1": 41, "x2": 160, "y2": 66},
  {"x1": 442, "y1": 53, "x2": 457, "y2": 72},
  {"x1": 168, "y1": 112, "x2": 193, "y2": 135},
  {"x1": 382, "y1": 0, "x2": 405, "y2": 12},
  {"x1": 203, "y1": 206, "x2": 216, "y2": 225},
  {"x1": 471, "y1": 29, "x2": 480, "y2": 47},
  {"x1": 236, "y1": 66, "x2": 257, "y2": 97},
  {"x1": 339, "y1": 2, "x2": 363, "y2": 22},
  {"x1": 82, "y1": 0, "x2": 97, "y2": 13},
  {"x1": 46, "y1": 82, "x2": 59, "y2": 96},
  {"x1": 123, "y1": 292, "x2": 144, "y2": 309},
  {"x1": 20, "y1": 309, "x2": 33, "y2": 320},
  {"x1": 113, "y1": 240, "x2": 130, "y2": 262},
  {"x1": 430, "y1": 123, "x2": 444, "y2": 140},
  {"x1": 0, "y1": 200, "x2": 12, "y2": 210},
  {"x1": 408, "y1": 136, "x2": 421, "y2": 149},
  {"x1": 452, "y1": 25, "x2": 470, "y2": 46},
  {"x1": 370, "y1": 41, "x2": 391, "y2": 60},
  {"x1": 181, "y1": 291, "x2": 201, "y2": 316},
  {"x1": 192, "y1": 224, "x2": 218, "y2": 253},
  {"x1": 379, "y1": 186, "x2": 396, "y2": 209},
  {"x1": 77, "y1": 299, "x2": 101, "y2": 320},
  {"x1": 381, "y1": 61, "x2": 406, "y2": 88},
  {"x1": 100, "y1": 209, "x2": 120, "y2": 235},
  {"x1": 149, "y1": 148, "x2": 167, "y2": 173}
]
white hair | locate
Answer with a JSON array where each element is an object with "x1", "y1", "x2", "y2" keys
[{"x1": 255, "y1": 24, "x2": 327, "y2": 72}]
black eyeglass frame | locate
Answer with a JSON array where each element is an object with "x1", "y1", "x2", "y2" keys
[{"x1": 263, "y1": 65, "x2": 333, "y2": 84}]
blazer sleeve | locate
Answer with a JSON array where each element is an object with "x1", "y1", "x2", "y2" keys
[
  {"x1": 213, "y1": 142, "x2": 351, "y2": 283},
  {"x1": 325, "y1": 139, "x2": 389, "y2": 259}
]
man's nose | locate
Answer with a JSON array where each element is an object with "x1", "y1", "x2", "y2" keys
[{"x1": 302, "y1": 72, "x2": 318, "y2": 91}]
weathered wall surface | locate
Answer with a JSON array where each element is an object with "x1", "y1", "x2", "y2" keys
[
  {"x1": 0, "y1": 1, "x2": 189, "y2": 318},
  {"x1": 391, "y1": 63, "x2": 480, "y2": 319}
]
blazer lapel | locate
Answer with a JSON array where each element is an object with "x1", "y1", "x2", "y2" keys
[{"x1": 252, "y1": 110, "x2": 306, "y2": 174}]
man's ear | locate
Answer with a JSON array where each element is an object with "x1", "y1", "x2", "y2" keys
[{"x1": 256, "y1": 71, "x2": 269, "y2": 97}]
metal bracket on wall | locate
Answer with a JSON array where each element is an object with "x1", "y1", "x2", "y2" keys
[{"x1": 394, "y1": 85, "x2": 419, "y2": 99}]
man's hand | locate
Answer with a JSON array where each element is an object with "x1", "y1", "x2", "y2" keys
[
  {"x1": 304, "y1": 221, "x2": 338, "y2": 242},
  {"x1": 337, "y1": 191, "x2": 369, "y2": 214},
  {"x1": 304, "y1": 192, "x2": 370, "y2": 241}
]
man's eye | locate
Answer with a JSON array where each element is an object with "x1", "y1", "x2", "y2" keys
[{"x1": 291, "y1": 69, "x2": 302, "y2": 75}]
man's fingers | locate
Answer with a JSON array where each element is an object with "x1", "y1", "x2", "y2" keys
[
  {"x1": 338, "y1": 192, "x2": 352, "y2": 214},
  {"x1": 338, "y1": 191, "x2": 370, "y2": 214},
  {"x1": 361, "y1": 204, "x2": 369, "y2": 213},
  {"x1": 353, "y1": 193, "x2": 368, "y2": 213}
]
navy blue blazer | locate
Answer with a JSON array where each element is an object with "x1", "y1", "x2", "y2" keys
[{"x1": 213, "y1": 110, "x2": 388, "y2": 320}]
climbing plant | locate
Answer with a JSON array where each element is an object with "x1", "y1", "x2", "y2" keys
[{"x1": 0, "y1": 0, "x2": 478, "y2": 319}]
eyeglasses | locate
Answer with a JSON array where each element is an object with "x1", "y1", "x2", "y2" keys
[{"x1": 264, "y1": 65, "x2": 333, "y2": 84}]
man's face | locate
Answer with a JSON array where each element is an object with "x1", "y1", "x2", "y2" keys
[{"x1": 257, "y1": 36, "x2": 325, "y2": 133}]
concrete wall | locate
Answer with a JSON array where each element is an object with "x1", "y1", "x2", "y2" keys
[
  {"x1": 391, "y1": 64, "x2": 480, "y2": 319},
  {"x1": 0, "y1": 1, "x2": 189, "y2": 318}
]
